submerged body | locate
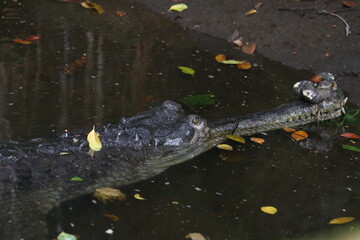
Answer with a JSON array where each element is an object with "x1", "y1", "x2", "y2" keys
[{"x1": 0, "y1": 74, "x2": 346, "y2": 239}]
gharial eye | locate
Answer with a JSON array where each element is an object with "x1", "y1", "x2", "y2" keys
[{"x1": 192, "y1": 116, "x2": 201, "y2": 125}]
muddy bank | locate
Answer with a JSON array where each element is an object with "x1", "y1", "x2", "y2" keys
[{"x1": 133, "y1": 0, "x2": 360, "y2": 104}]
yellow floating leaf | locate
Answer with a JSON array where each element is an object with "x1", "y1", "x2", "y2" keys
[
  {"x1": 236, "y1": 61, "x2": 252, "y2": 70},
  {"x1": 80, "y1": 1, "x2": 92, "y2": 9},
  {"x1": 178, "y1": 66, "x2": 195, "y2": 76},
  {"x1": 134, "y1": 193, "x2": 146, "y2": 200},
  {"x1": 291, "y1": 130, "x2": 308, "y2": 141},
  {"x1": 245, "y1": 9, "x2": 257, "y2": 16},
  {"x1": 103, "y1": 214, "x2": 120, "y2": 221},
  {"x1": 80, "y1": 0, "x2": 104, "y2": 14},
  {"x1": 87, "y1": 126, "x2": 102, "y2": 151},
  {"x1": 250, "y1": 137, "x2": 265, "y2": 144},
  {"x1": 168, "y1": 3, "x2": 188, "y2": 12},
  {"x1": 226, "y1": 134, "x2": 246, "y2": 144},
  {"x1": 185, "y1": 233, "x2": 207, "y2": 240},
  {"x1": 215, "y1": 54, "x2": 226, "y2": 62},
  {"x1": 329, "y1": 217, "x2": 355, "y2": 224},
  {"x1": 283, "y1": 127, "x2": 296, "y2": 133},
  {"x1": 260, "y1": 206, "x2": 277, "y2": 215},
  {"x1": 216, "y1": 144, "x2": 233, "y2": 151},
  {"x1": 220, "y1": 60, "x2": 242, "y2": 65}
]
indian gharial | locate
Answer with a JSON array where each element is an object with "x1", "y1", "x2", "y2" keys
[{"x1": 0, "y1": 73, "x2": 347, "y2": 240}]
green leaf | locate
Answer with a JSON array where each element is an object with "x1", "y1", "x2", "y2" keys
[
  {"x1": 70, "y1": 176, "x2": 84, "y2": 181},
  {"x1": 57, "y1": 231, "x2": 77, "y2": 240},
  {"x1": 178, "y1": 66, "x2": 195, "y2": 76},
  {"x1": 220, "y1": 60, "x2": 242, "y2": 64},
  {"x1": 169, "y1": 3, "x2": 188, "y2": 12},
  {"x1": 178, "y1": 94, "x2": 215, "y2": 107},
  {"x1": 342, "y1": 144, "x2": 360, "y2": 152}
]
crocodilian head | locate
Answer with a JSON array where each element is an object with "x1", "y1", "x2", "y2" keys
[{"x1": 114, "y1": 100, "x2": 228, "y2": 168}]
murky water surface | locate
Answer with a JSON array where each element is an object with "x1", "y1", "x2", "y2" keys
[{"x1": 1, "y1": 0, "x2": 360, "y2": 239}]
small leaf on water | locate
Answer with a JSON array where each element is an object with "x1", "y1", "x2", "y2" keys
[
  {"x1": 215, "y1": 54, "x2": 226, "y2": 62},
  {"x1": 60, "y1": 152, "x2": 70, "y2": 155},
  {"x1": 250, "y1": 137, "x2": 265, "y2": 144},
  {"x1": 226, "y1": 134, "x2": 246, "y2": 144},
  {"x1": 87, "y1": 126, "x2": 102, "y2": 151},
  {"x1": 12, "y1": 38, "x2": 32, "y2": 44},
  {"x1": 220, "y1": 60, "x2": 242, "y2": 65},
  {"x1": 178, "y1": 66, "x2": 195, "y2": 76},
  {"x1": 185, "y1": 232, "x2": 207, "y2": 240},
  {"x1": 57, "y1": 231, "x2": 77, "y2": 240},
  {"x1": 341, "y1": 133, "x2": 360, "y2": 139},
  {"x1": 329, "y1": 217, "x2": 355, "y2": 224},
  {"x1": 134, "y1": 193, "x2": 146, "y2": 200},
  {"x1": 115, "y1": 10, "x2": 126, "y2": 16},
  {"x1": 342, "y1": 144, "x2": 360, "y2": 152},
  {"x1": 80, "y1": 0, "x2": 104, "y2": 14},
  {"x1": 283, "y1": 127, "x2": 296, "y2": 133},
  {"x1": 236, "y1": 61, "x2": 252, "y2": 70},
  {"x1": 64, "y1": 56, "x2": 87, "y2": 75},
  {"x1": 217, "y1": 144, "x2": 233, "y2": 151},
  {"x1": 168, "y1": 3, "x2": 188, "y2": 12},
  {"x1": 178, "y1": 94, "x2": 215, "y2": 107},
  {"x1": 70, "y1": 176, "x2": 83, "y2": 181},
  {"x1": 291, "y1": 130, "x2": 308, "y2": 141},
  {"x1": 260, "y1": 206, "x2": 278, "y2": 215},
  {"x1": 242, "y1": 43, "x2": 256, "y2": 55},
  {"x1": 342, "y1": 1, "x2": 357, "y2": 8},
  {"x1": 245, "y1": 9, "x2": 257, "y2": 16},
  {"x1": 104, "y1": 214, "x2": 120, "y2": 221}
]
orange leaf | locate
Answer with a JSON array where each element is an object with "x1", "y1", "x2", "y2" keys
[
  {"x1": 342, "y1": 1, "x2": 356, "y2": 8},
  {"x1": 283, "y1": 127, "x2": 296, "y2": 133},
  {"x1": 12, "y1": 38, "x2": 32, "y2": 44},
  {"x1": 236, "y1": 61, "x2": 252, "y2": 70},
  {"x1": 242, "y1": 43, "x2": 256, "y2": 55},
  {"x1": 310, "y1": 75, "x2": 322, "y2": 83},
  {"x1": 291, "y1": 131, "x2": 308, "y2": 141},
  {"x1": 115, "y1": 10, "x2": 126, "y2": 16},
  {"x1": 244, "y1": 9, "x2": 257, "y2": 16},
  {"x1": 103, "y1": 214, "x2": 120, "y2": 221},
  {"x1": 215, "y1": 54, "x2": 226, "y2": 62},
  {"x1": 341, "y1": 133, "x2": 360, "y2": 139},
  {"x1": 250, "y1": 137, "x2": 265, "y2": 144}
]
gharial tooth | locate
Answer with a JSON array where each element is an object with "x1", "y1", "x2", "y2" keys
[
  {"x1": 343, "y1": 97, "x2": 348, "y2": 106},
  {"x1": 341, "y1": 107, "x2": 346, "y2": 114}
]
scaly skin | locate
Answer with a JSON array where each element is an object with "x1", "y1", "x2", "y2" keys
[{"x1": 0, "y1": 73, "x2": 346, "y2": 240}]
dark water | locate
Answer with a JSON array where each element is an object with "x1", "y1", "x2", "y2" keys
[{"x1": 1, "y1": 0, "x2": 360, "y2": 239}]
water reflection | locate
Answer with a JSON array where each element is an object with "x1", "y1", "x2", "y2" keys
[{"x1": 0, "y1": 0, "x2": 359, "y2": 239}]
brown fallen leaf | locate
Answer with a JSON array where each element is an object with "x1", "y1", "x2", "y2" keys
[
  {"x1": 104, "y1": 214, "x2": 120, "y2": 221},
  {"x1": 115, "y1": 10, "x2": 126, "y2": 16},
  {"x1": 215, "y1": 54, "x2": 226, "y2": 62},
  {"x1": 310, "y1": 74, "x2": 322, "y2": 83},
  {"x1": 341, "y1": 133, "x2": 360, "y2": 139},
  {"x1": 342, "y1": 1, "x2": 357, "y2": 8},
  {"x1": 291, "y1": 130, "x2": 309, "y2": 141},
  {"x1": 250, "y1": 137, "x2": 265, "y2": 144},
  {"x1": 93, "y1": 187, "x2": 126, "y2": 203},
  {"x1": 283, "y1": 127, "x2": 296, "y2": 133},
  {"x1": 242, "y1": 43, "x2": 256, "y2": 55},
  {"x1": 254, "y1": 2, "x2": 263, "y2": 10},
  {"x1": 245, "y1": 9, "x2": 257, "y2": 16},
  {"x1": 64, "y1": 56, "x2": 87, "y2": 75},
  {"x1": 236, "y1": 61, "x2": 252, "y2": 70},
  {"x1": 185, "y1": 233, "x2": 207, "y2": 240}
]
